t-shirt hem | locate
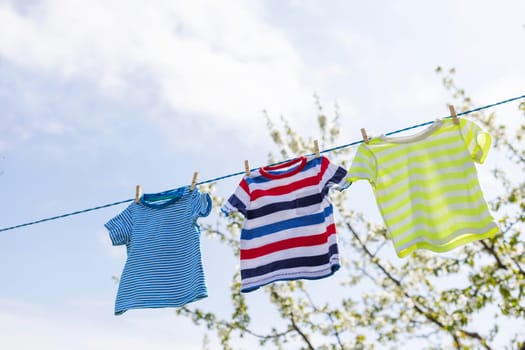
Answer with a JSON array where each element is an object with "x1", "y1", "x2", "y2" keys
[
  {"x1": 336, "y1": 179, "x2": 352, "y2": 191},
  {"x1": 395, "y1": 226, "x2": 499, "y2": 258},
  {"x1": 220, "y1": 202, "x2": 237, "y2": 217},
  {"x1": 114, "y1": 292, "x2": 208, "y2": 315},
  {"x1": 200, "y1": 193, "x2": 213, "y2": 217},
  {"x1": 104, "y1": 223, "x2": 123, "y2": 246},
  {"x1": 241, "y1": 264, "x2": 340, "y2": 293}
]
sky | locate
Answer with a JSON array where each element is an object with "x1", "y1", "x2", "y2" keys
[{"x1": 0, "y1": 0, "x2": 524, "y2": 348}]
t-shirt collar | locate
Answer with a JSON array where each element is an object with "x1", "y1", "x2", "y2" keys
[{"x1": 259, "y1": 156, "x2": 307, "y2": 179}]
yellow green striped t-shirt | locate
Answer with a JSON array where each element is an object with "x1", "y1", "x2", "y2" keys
[{"x1": 348, "y1": 118, "x2": 499, "y2": 258}]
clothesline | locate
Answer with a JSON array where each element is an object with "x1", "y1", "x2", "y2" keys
[{"x1": 1, "y1": 94, "x2": 524, "y2": 234}]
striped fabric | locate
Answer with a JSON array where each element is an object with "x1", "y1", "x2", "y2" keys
[
  {"x1": 222, "y1": 155, "x2": 350, "y2": 292},
  {"x1": 348, "y1": 117, "x2": 499, "y2": 258},
  {"x1": 105, "y1": 186, "x2": 212, "y2": 315}
]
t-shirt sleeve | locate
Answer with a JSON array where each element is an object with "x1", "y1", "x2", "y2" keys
[
  {"x1": 221, "y1": 178, "x2": 250, "y2": 217},
  {"x1": 104, "y1": 204, "x2": 133, "y2": 246},
  {"x1": 192, "y1": 190, "x2": 213, "y2": 219},
  {"x1": 460, "y1": 118, "x2": 492, "y2": 164},
  {"x1": 347, "y1": 144, "x2": 377, "y2": 185},
  {"x1": 321, "y1": 156, "x2": 351, "y2": 192}
]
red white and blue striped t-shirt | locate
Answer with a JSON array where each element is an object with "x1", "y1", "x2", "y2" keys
[{"x1": 222, "y1": 155, "x2": 350, "y2": 292}]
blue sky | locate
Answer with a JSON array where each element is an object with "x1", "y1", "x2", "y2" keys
[{"x1": 0, "y1": 0, "x2": 524, "y2": 348}]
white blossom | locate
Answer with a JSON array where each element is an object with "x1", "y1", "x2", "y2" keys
[{"x1": 456, "y1": 294, "x2": 468, "y2": 309}]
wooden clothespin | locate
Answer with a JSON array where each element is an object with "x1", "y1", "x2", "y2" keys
[
  {"x1": 190, "y1": 172, "x2": 198, "y2": 191},
  {"x1": 244, "y1": 160, "x2": 250, "y2": 176},
  {"x1": 135, "y1": 185, "x2": 142, "y2": 203},
  {"x1": 313, "y1": 140, "x2": 321, "y2": 158},
  {"x1": 448, "y1": 104, "x2": 459, "y2": 125},
  {"x1": 360, "y1": 128, "x2": 370, "y2": 144}
]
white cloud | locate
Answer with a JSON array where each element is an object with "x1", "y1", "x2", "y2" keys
[
  {"x1": 389, "y1": 75, "x2": 448, "y2": 114},
  {"x1": 0, "y1": 298, "x2": 206, "y2": 350},
  {"x1": 0, "y1": 0, "x2": 311, "y2": 133},
  {"x1": 97, "y1": 227, "x2": 127, "y2": 260},
  {"x1": 330, "y1": 0, "x2": 525, "y2": 138}
]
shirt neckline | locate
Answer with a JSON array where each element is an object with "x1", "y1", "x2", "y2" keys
[
  {"x1": 379, "y1": 119, "x2": 444, "y2": 144},
  {"x1": 140, "y1": 186, "x2": 188, "y2": 208},
  {"x1": 259, "y1": 156, "x2": 307, "y2": 179}
]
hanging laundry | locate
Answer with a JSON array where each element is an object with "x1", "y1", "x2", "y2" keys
[
  {"x1": 222, "y1": 155, "x2": 350, "y2": 292},
  {"x1": 105, "y1": 186, "x2": 212, "y2": 315},
  {"x1": 348, "y1": 118, "x2": 499, "y2": 258}
]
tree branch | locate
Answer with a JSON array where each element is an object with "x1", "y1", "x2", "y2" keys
[
  {"x1": 302, "y1": 288, "x2": 345, "y2": 350},
  {"x1": 289, "y1": 312, "x2": 315, "y2": 350},
  {"x1": 480, "y1": 238, "x2": 525, "y2": 277},
  {"x1": 178, "y1": 306, "x2": 293, "y2": 343},
  {"x1": 344, "y1": 220, "x2": 493, "y2": 350},
  {"x1": 480, "y1": 240, "x2": 507, "y2": 271},
  {"x1": 452, "y1": 332, "x2": 462, "y2": 349}
]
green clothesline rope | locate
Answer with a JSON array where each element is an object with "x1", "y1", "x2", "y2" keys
[{"x1": 1, "y1": 94, "x2": 524, "y2": 233}]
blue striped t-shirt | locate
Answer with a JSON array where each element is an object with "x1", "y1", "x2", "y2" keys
[{"x1": 105, "y1": 186, "x2": 212, "y2": 315}]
